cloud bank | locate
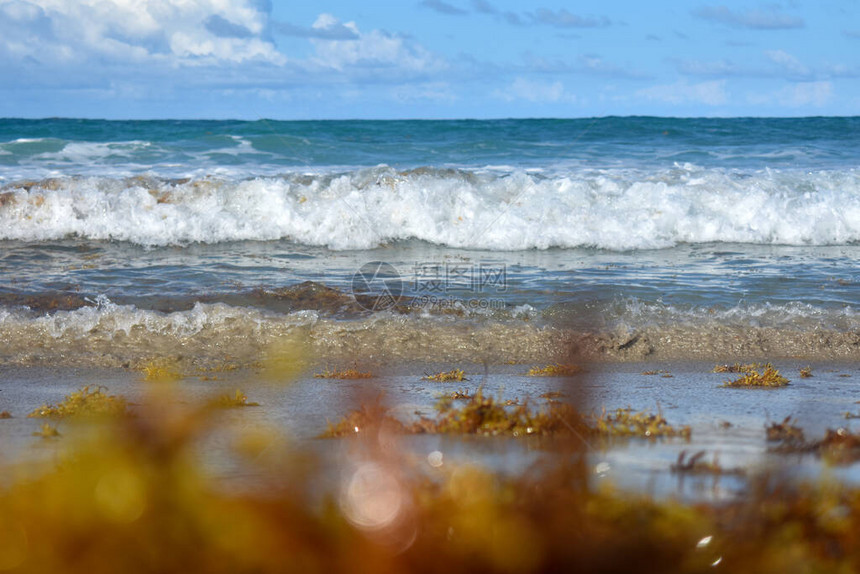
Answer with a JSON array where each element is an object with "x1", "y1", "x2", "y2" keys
[{"x1": 0, "y1": 0, "x2": 283, "y2": 67}]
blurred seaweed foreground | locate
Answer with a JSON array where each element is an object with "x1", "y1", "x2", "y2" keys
[{"x1": 2, "y1": 385, "x2": 860, "y2": 574}]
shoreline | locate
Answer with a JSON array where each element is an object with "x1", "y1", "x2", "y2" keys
[{"x1": 0, "y1": 318, "x2": 857, "y2": 368}]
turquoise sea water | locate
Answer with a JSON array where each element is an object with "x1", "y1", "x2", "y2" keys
[
  {"x1": 1, "y1": 117, "x2": 858, "y2": 174},
  {"x1": 0, "y1": 117, "x2": 857, "y2": 366}
]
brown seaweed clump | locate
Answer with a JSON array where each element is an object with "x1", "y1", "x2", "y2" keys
[
  {"x1": 139, "y1": 359, "x2": 183, "y2": 383},
  {"x1": 765, "y1": 416, "x2": 805, "y2": 444},
  {"x1": 721, "y1": 365, "x2": 789, "y2": 388},
  {"x1": 416, "y1": 390, "x2": 589, "y2": 437},
  {"x1": 594, "y1": 407, "x2": 692, "y2": 439},
  {"x1": 422, "y1": 369, "x2": 468, "y2": 382},
  {"x1": 322, "y1": 390, "x2": 590, "y2": 439},
  {"x1": 766, "y1": 419, "x2": 860, "y2": 464},
  {"x1": 322, "y1": 400, "x2": 408, "y2": 437},
  {"x1": 526, "y1": 364, "x2": 585, "y2": 377},
  {"x1": 814, "y1": 428, "x2": 860, "y2": 464},
  {"x1": 27, "y1": 386, "x2": 130, "y2": 419},
  {"x1": 314, "y1": 368, "x2": 374, "y2": 380},
  {"x1": 209, "y1": 390, "x2": 260, "y2": 409},
  {"x1": 324, "y1": 393, "x2": 691, "y2": 442},
  {"x1": 31, "y1": 423, "x2": 61, "y2": 439}
]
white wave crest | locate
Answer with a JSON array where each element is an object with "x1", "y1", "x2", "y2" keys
[
  {"x1": 1, "y1": 165, "x2": 858, "y2": 250},
  {"x1": 602, "y1": 298, "x2": 860, "y2": 331},
  {"x1": 1, "y1": 298, "x2": 318, "y2": 340}
]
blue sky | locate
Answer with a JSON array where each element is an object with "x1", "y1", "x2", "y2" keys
[{"x1": 0, "y1": 0, "x2": 858, "y2": 119}]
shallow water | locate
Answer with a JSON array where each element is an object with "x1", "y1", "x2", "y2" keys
[
  {"x1": 2, "y1": 361, "x2": 859, "y2": 500},
  {"x1": 1, "y1": 238, "x2": 857, "y2": 367}
]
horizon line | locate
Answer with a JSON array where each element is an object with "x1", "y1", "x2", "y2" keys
[{"x1": 1, "y1": 114, "x2": 856, "y2": 122}]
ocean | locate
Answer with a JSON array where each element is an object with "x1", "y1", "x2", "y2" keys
[{"x1": 0, "y1": 117, "x2": 858, "y2": 368}]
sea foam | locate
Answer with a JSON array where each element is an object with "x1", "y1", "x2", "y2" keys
[
  {"x1": 0, "y1": 298, "x2": 857, "y2": 367},
  {"x1": 0, "y1": 165, "x2": 858, "y2": 250}
]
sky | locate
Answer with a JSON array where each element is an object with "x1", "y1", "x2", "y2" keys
[{"x1": 0, "y1": 0, "x2": 858, "y2": 119}]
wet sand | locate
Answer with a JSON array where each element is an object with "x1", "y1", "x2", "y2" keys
[{"x1": 1, "y1": 313, "x2": 858, "y2": 369}]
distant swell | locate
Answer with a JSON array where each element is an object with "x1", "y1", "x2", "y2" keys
[{"x1": 1, "y1": 165, "x2": 859, "y2": 250}]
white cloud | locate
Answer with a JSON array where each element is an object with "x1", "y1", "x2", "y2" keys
[
  {"x1": 0, "y1": 0, "x2": 283, "y2": 66},
  {"x1": 765, "y1": 49, "x2": 809, "y2": 77},
  {"x1": 308, "y1": 14, "x2": 445, "y2": 75},
  {"x1": 636, "y1": 80, "x2": 728, "y2": 106},
  {"x1": 494, "y1": 77, "x2": 577, "y2": 103},
  {"x1": 0, "y1": 3, "x2": 448, "y2": 97}
]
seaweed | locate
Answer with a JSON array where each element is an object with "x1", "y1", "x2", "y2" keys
[
  {"x1": 314, "y1": 368, "x2": 374, "y2": 380},
  {"x1": 0, "y1": 410, "x2": 11, "y2": 419},
  {"x1": 320, "y1": 400, "x2": 407, "y2": 437},
  {"x1": 814, "y1": 428, "x2": 860, "y2": 463},
  {"x1": 766, "y1": 416, "x2": 805, "y2": 443},
  {"x1": 32, "y1": 423, "x2": 60, "y2": 438},
  {"x1": 325, "y1": 394, "x2": 690, "y2": 441},
  {"x1": 195, "y1": 362, "x2": 242, "y2": 381},
  {"x1": 594, "y1": 406, "x2": 691, "y2": 439},
  {"x1": 641, "y1": 369, "x2": 671, "y2": 376},
  {"x1": 209, "y1": 390, "x2": 260, "y2": 408},
  {"x1": 139, "y1": 359, "x2": 182, "y2": 383},
  {"x1": 799, "y1": 366, "x2": 813, "y2": 378},
  {"x1": 412, "y1": 389, "x2": 589, "y2": 437},
  {"x1": 27, "y1": 386, "x2": 130, "y2": 419},
  {"x1": 422, "y1": 369, "x2": 468, "y2": 382},
  {"x1": 767, "y1": 422, "x2": 860, "y2": 464},
  {"x1": 721, "y1": 365, "x2": 789, "y2": 388},
  {"x1": 11, "y1": 384, "x2": 860, "y2": 573},
  {"x1": 526, "y1": 364, "x2": 585, "y2": 376}
]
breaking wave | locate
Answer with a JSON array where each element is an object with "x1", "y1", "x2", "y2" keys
[{"x1": 0, "y1": 165, "x2": 858, "y2": 250}]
